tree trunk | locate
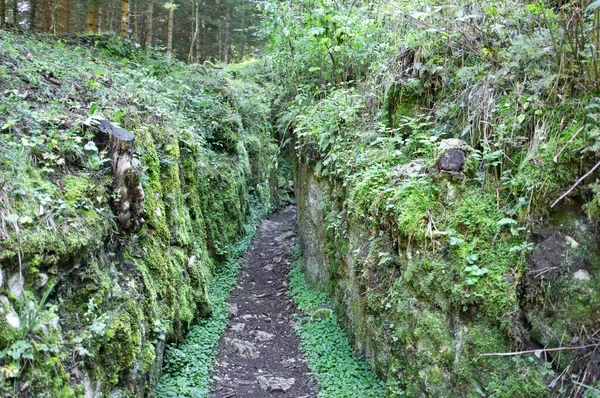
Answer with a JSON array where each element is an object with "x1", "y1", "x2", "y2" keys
[
  {"x1": 188, "y1": 0, "x2": 199, "y2": 64},
  {"x1": 57, "y1": 0, "x2": 69, "y2": 33},
  {"x1": 29, "y1": 0, "x2": 35, "y2": 30},
  {"x1": 198, "y1": 2, "x2": 205, "y2": 62},
  {"x1": 166, "y1": 0, "x2": 173, "y2": 54},
  {"x1": 86, "y1": 0, "x2": 98, "y2": 33},
  {"x1": 224, "y1": 11, "x2": 230, "y2": 63},
  {"x1": 120, "y1": 0, "x2": 128, "y2": 38},
  {"x1": 65, "y1": 0, "x2": 72, "y2": 33},
  {"x1": 108, "y1": 0, "x2": 113, "y2": 32},
  {"x1": 1, "y1": 0, "x2": 6, "y2": 28},
  {"x1": 50, "y1": 0, "x2": 55, "y2": 33},
  {"x1": 132, "y1": 1, "x2": 138, "y2": 43},
  {"x1": 217, "y1": 2, "x2": 222, "y2": 61},
  {"x1": 97, "y1": 3, "x2": 102, "y2": 32},
  {"x1": 239, "y1": 14, "x2": 245, "y2": 61},
  {"x1": 90, "y1": 118, "x2": 145, "y2": 233},
  {"x1": 145, "y1": 1, "x2": 152, "y2": 48},
  {"x1": 12, "y1": 0, "x2": 16, "y2": 25},
  {"x1": 108, "y1": 126, "x2": 145, "y2": 233},
  {"x1": 41, "y1": 0, "x2": 52, "y2": 32},
  {"x1": 195, "y1": 11, "x2": 203, "y2": 63}
]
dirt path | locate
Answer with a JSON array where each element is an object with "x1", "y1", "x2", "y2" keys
[{"x1": 210, "y1": 206, "x2": 318, "y2": 398}]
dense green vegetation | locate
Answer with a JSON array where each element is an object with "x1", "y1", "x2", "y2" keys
[
  {"x1": 2, "y1": 0, "x2": 600, "y2": 395},
  {"x1": 0, "y1": 30, "x2": 277, "y2": 396},
  {"x1": 288, "y1": 255, "x2": 385, "y2": 398}
]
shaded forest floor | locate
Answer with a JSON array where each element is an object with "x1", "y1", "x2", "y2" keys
[{"x1": 210, "y1": 206, "x2": 318, "y2": 397}]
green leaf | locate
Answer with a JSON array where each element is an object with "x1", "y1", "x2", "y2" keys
[
  {"x1": 4, "y1": 214, "x2": 19, "y2": 223},
  {"x1": 587, "y1": 0, "x2": 600, "y2": 12},
  {"x1": 449, "y1": 236, "x2": 464, "y2": 246},
  {"x1": 497, "y1": 218, "x2": 517, "y2": 226},
  {"x1": 84, "y1": 141, "x2": 98, "y2": 152},
  {"x1": 1, "y1": 120, "x2": 17, "y2": 131}
]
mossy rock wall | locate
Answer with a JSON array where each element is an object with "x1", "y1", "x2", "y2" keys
[
  {"x1": 0, "y1": 31, "x2": 277, "y2": 397},
  {"x1": 0, "y1": 126, "x2": 275, "y2": 397},
  {"x1": 293, "y1": 149, "x2": 600, "y2": 397}
]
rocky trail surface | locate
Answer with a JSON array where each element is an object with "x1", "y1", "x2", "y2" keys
[{"x1": 210, "y1": 206, "x2": 318, "y2": 398}]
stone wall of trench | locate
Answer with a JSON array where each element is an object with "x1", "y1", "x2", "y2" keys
[{"x1": 293, "y1": 147, "x2": 600, "y2": 396}]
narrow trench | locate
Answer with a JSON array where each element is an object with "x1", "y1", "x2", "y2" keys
[{"x1": 210, "y1": 205, "x2": 318, "y2": 397}]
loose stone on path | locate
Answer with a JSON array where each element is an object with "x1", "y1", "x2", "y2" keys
[{"x1": 257, "y1": 376, "x2": 296, "y2": 393}]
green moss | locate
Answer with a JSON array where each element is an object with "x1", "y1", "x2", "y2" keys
[
  {"x1": 451, "y1": 189, "x2": 501, "y2": 237},
  {"x1": 384, "y1": 82, "x2": 418, "y2": 129},
  {"x1": 141, "y1": 345, "x2": 156, "y2": 374},
  {"x1": 0, "y1": 308, "x2": 19, "y2": 348},
  {"x1": 102, "y1": 312, "x2": 142, "y2": 386},
  {"x1": 137, "y1": 126, "x2": 171, "y2": 244},
  {"x1": 459, "y1": 325, "x2": 550, "y2": 397}
]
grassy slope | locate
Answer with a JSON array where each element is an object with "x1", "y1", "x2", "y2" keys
[{"x1": 0, "y1": 31, "x2": 276, "y2": 397}]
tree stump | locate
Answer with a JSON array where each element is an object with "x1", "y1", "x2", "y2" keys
[{"x1": 89, "y1": 117, "x2": 145, "y2": 232}]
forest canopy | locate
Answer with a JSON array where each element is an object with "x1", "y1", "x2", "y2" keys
[{"x1": 0, "y1": 0, "x2": 264, "y2": 62}]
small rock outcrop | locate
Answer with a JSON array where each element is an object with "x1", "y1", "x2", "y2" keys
[{"x1": 8, "y1": 273, "x2": 23, "y2": 299}]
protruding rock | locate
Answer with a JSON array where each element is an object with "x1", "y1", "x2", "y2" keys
[
  {"x1": 393, "y1": 160, "x2": 426, "y2": 179},
  {"x1": 226, "y1": 338, "x2": 260, "y2": 359},
  {"x1": 573, "y1": 269, "x2": 591, "y2": 281},
  {"x1": 437, "y1": 150, "x2": 465, "y2": 172},
  {"x1": 281, "y1": 357, "x2": 297, "y2": 368},
  {"x1": 8, "y1": 273, "x2": 23, "y2": 299},
  {"x1": 226, "y1": 303, "x2": 239, "y2": 317},
  {"x1": 438, "y1": 138, "x2": 467, "y2": 152},
  {"x1": 230, "y1": 323, "x2": 245, "y2": 332},
  {"x1": 6, "y1": 311, "x2": 20, "y2": 328},
  {"x1": 252, "y1": 331, "x2": 274, "y2": 341},
  {"x1": 257, "y1": 376, "x2": 295, "y2": 392},
  {"x1": 37, "y1": 273, "x2": 49, "y2": 288},
  {"x1": 275, "y1": 231, "x2": 296, "y2": 243},
  {"x1": 565, "y1": 236, "x2": 579, "y2": 249}
]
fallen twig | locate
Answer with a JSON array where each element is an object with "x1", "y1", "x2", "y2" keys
[
  {"x1": 254, "y1": 292, "x2": 274, "y2": 298},
  {"x1": 480, "y1": 343, "x2": 599, "y2": 357},
  {"x1": 553, "y1": 125, "x2": 585, "y2": 163},
  {"x1": 529, "y1": 266, "x2": 559, "y2": 278},
  {"x1": 551, "y1": 159, "x2": 600, "y2": 208}
]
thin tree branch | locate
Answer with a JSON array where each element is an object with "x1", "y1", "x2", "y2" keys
[
  {"x1": 553, "y1": 125, "x2": 585, "y2": 163},
  {"x1": 480, "y1": 343, "x2": 600, "y2": 357},
  {"x1": 551, "y1": 159, "x2": 600, "y2": 208}
]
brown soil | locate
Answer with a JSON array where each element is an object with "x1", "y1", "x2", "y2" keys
[{"x1": 210, "y1": 206, "x2": 318, "y2": 398}]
